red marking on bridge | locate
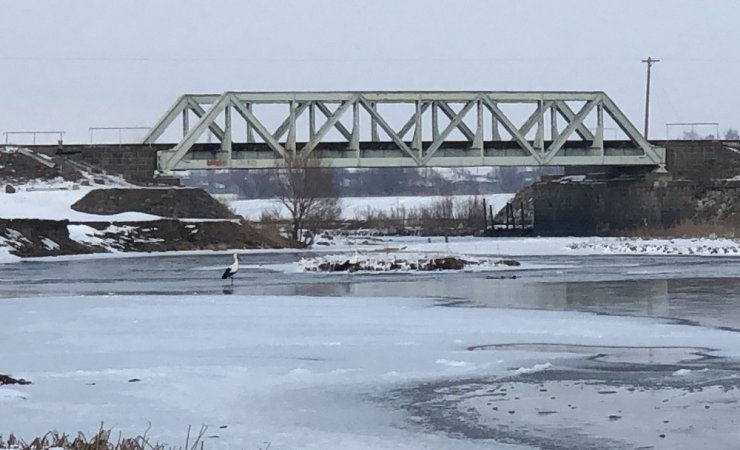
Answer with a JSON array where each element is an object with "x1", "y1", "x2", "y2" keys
[{"x1": 206, "y1": 159, "x2": 227, "y2": 167}]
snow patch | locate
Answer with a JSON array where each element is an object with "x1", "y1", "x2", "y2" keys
[
  {"x1": 67, "y1": 224, "x2": 138, "y2": 252},
  {"x1": 435, "y1": 359, "x2": 470, "y2": 368},
  {"x1": 0, "y1": 387, "x2": 28, "y2": 403},
  {"x1": 40, "y1": 237, "x2": 60, "y2": 251},
  {"x1": 511, "y1": 362, "x2": 552, "y2": 375},
  {"x1": 567, "y1": 238, "x2": 740, "y2": 256},
  {"x1": 298, "y1": 252, "x2": 520, "y2": 273},
  {"x1": 0, "y1": 247, "x2": 20, "y2": 264}
]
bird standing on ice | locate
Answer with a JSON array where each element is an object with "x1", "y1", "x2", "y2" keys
[{"x1": 221, "y1": 253, "x2": 239, "y2": 284}]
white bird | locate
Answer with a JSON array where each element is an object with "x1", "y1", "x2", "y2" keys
[{"x1": 221, "y1": 253, "x2": 239, "y2": 283}]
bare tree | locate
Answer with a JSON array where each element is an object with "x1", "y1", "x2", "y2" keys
[{"x1": 274, "y1": 153, "x2": 341, "y2": 244}]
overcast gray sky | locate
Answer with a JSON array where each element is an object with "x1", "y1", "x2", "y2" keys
[{"x1": 1, "y1": 0, "x2": 739, "y2": 143}]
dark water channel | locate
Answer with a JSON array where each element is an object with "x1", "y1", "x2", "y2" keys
[{"x1": 2, "y1": 252, "x2": 739, "y2": 330}]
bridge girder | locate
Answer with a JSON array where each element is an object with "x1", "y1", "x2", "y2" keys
[{"x1": 142, "y1": 91, "x2": 666, "y2": 171}]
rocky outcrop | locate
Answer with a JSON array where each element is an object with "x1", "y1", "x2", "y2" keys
[
  {"x1": 0, "y1": 218, "x2": 296, "y2": 258},
  {"x1": 76, "y1": 219, "x2": 294, "y2": 252},
  {"x1": 694, "y1": 180, "x2": 740, "y2": 227},
  {"x1": 0, "y1": 219, "x2": 97, "y2": 257},
  {"x1": 71, "y1": 188, "x2": 237, "y2": 219}
]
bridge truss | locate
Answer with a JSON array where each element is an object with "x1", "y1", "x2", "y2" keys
[{"x1": 143, "y1": 91, "x2": 665, "y2": 171}]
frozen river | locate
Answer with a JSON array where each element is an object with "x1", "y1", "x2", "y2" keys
[{"x1": 1, "y1": 239, "x2": 740, "y2": 449}]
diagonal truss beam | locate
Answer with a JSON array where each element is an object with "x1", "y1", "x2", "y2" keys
[
  {"x1": 302, "y1": 97, "x2": 356, "y2": 156},
  {"x1": 186, "y1": 98, "x2": 225, "y2": 141},
  {"x1": 516, "y1": 101, "x2": 554, "y2": 140},
  {"x1": 437, "y1": 101, "x2": 476, "y2": 141},
  {"x1": 358, "y1": 96, "x2": 419, "y2": 163},
  {"x1": 600, "y1": 95, "x2": 663, "y2": 164},
  {"x1": 163, "y1": 95, "x2": 232, "y2": 168},
  {"x1": 544, "y1": 98, "x2": 600, "y2": 163},
  {"x1": 272, "y1": 102, "x2": 310, "y2": 140},
  {"x1": 143, "y1": 96, "x2": 188, "y2": 144},
  {"x1": 230, "y1": 96, "x2": 287, "y2": 158},
  {"x1": 423, "y1": 99, "x2": 477, "y2": 164},
  {"x1": 397, "y1": 102, "x2": 431, "y2": 139},
  {"x1": 315, "y1": 102, "x2": 353, "y2": 141},
  {"x1": 481, "y1": 96, "x2": 544, "y2": 164},
  {"x1": 554, "y1": 101, "x2": 595, "y2": 141}
]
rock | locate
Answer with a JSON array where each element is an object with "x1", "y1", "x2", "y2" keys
[
  {"x1": 93, "y1": 177, "x2": 106, "y2": 185},
  {"x1": 431, "y1": 257, "x2": 467, "y2": 270},
  {"x1": 0, "y1": 374, "x2": 31, "y2": 385},
  {"x1": 5, "y1": 184, "x2": 15, "y2": 193},
  {"x1": 71, "y1": 188, "x2": 238, "y2": 219},
  {"x1": 497, "y1": 259, "x2": 521, "y2": 266}
]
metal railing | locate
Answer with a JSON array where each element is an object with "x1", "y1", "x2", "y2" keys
[
  {"x1": 3, "y1": 130, "x2": 65, "y2": 145},
  {"x1": 89, "y1": 127, "x2": 152, "y2": 145}
]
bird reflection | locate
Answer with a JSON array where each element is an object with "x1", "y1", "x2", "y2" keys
[{"x1": 222, "y1": 286, "x2": 234, "y2": 295}]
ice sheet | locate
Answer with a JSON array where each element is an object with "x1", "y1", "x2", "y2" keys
[{"x1": 1, "y1": 294, "x2": 738, "y2": 449}]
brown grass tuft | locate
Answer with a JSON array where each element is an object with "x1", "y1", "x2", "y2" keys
[{"x1": 0, "y1": 423, "x2": 207, "y2": 450}]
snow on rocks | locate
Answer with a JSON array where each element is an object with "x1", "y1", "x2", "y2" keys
[
  {"x1": 566, "y1": 237, "x2": 740, "y2": 256},
  {"x1": 299, "y1": 251, "x2": 520, "y2": 272}
]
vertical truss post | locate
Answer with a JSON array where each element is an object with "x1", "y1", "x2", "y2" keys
[
  {"x1": 246, "y1": 103, "x2": 255, "y2": 143},
  {"x1": 351, "y1": 101, "x2": 360, "y2": 153},
  {"x1": 182, "y1": 109, "x2": 189, "y2": 138},
  {"x1": 535, "y1": 100, "x2": 544, "y2": 151},
  {"x1": 594, "y1": 102, "x2": 604, "y2": 154},
  {"x1": 287, "y1": 101, "x2": 297, "y2": 154},
  {"x1": 491, "y1": 103, "x2": 501, "y2": 141},
  {"x1": 550, "y1": 105, "x2": 559, "y2": 141},
  {"x1": 413, "y1": 100, "x2": 422, "y2": 156},
  {"x1": 370, "y1": 102, "x2": 379, "y2": 142},
  {"x1": 222, "y1": 103, "x2": 232, "y2": 153},
  {"x1": 432, "y1": 101, "x2": 439, "y2": 140},
  {"x1": 309, "y1": 102, "x2": 316, "y2": 140},
  {"x1": 473, "y1": 99, "x2": 483, "y2": 154}
]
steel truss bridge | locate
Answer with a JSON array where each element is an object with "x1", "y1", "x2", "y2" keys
[{"x1": 143, "y1": 91, "x2": 666, "y2": 171}]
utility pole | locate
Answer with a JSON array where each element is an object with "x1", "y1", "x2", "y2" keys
[{"x1": 642, "y1": 56, "x2": 660, "y2": 139}]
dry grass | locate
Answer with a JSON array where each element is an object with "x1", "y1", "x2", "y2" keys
[
  {"x1": 619, "y1": 219, "x2": 739, "y2": 239},
  {"x1": 0, "y1": 424, "x2": 207, "y2": 450},
  {"x1": 356, "y1": 196, "x2": 487, "y2": 235}
]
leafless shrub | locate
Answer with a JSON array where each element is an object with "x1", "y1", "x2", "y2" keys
[
  {"x1": 356, "y1": 196, "x2": 486, "y2": 235},
  {"x1": 258, "y1": 205, "x2": 282, "y2": 223},
  {"x1": 273, "y1": 153, "x2": 342, "y2": 244}
]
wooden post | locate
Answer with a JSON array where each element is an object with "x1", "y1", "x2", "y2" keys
[
  {"x1": 482, "y1": 198, "x2": 488, "y2": 231},
  {"x1": 511, "y1": 203, "x2": 516, "y2": 229},
  {"x1": 521, "y1": 202, "x2": 525, "y2": 230}
]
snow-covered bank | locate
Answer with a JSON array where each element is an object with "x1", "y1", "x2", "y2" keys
[
  {"x1": 3, "y1": 234, "x2": 740, "y2": 266},
  {"x1": 2, "y1": 177, "x2": 159, "y2": 222},
  {"x1": 1, "y1": 294, "x2": 738, "y2": 449},
  {"x1": 316, "y1": 235, "x2": 740, "y2": 257}
]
